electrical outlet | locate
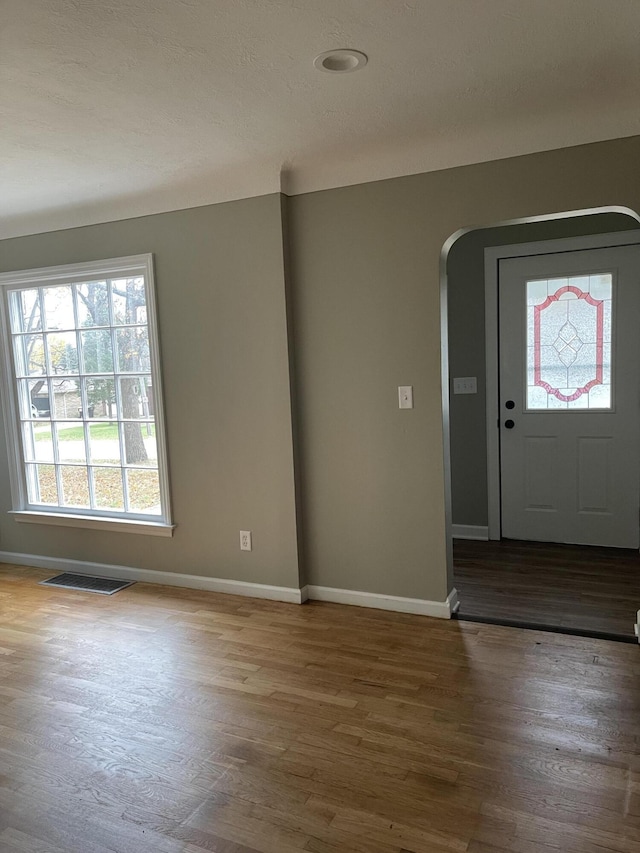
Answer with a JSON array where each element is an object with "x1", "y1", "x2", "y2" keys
[{"x1": 240, "y1": 530, "x2": 252, "y2": 551}]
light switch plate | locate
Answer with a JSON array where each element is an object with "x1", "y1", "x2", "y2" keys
[
  {"x1": 453, "y1": 377, "x2": 477, "y2": 395},
  {"x1": 398, "y1": 386, "x2": 413, "y2": 409}
]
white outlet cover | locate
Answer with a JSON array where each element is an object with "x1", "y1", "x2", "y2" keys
[
  {"x1": 240, "y1": 530, "x2": 252, "y2": 551},
  {"x1": 453, "y1": 377, "x2": 477, "y2": 395}
]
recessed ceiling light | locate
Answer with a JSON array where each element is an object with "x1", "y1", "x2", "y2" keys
[{"x1": 313, "y1": 49, "x2": 368, "y2": 74}]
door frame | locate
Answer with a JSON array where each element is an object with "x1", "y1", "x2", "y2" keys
[{"x1": 484, "y1": 230, "x2": 640, "y2": 540}]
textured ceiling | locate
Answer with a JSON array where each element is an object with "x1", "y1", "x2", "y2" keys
[{"x1": 2, "y1": 0, "x2": 640, "y2": 236}]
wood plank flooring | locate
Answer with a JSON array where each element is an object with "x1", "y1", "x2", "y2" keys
[
  {"x1": 0, "y1": 562, "x2": 639, "y2": 853},
  {"x1": 454, "y1": 538, "x2": 640, "y2": 638}
]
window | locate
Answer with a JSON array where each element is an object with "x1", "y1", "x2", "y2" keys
[
  {"x1": 0, "y1": 255, "x2": 173, "y2": 535},
  {"x1": 526, "y1": 273, "x2": 613, "y2": 410}
]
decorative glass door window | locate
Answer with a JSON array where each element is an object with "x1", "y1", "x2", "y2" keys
[{"x1": 526, "y1": 273, "x2": 613, "y2": 410}]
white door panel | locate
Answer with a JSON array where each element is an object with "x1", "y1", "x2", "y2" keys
[
  {"x1": 523, "y1": 436, "x2": 558, "y2": 511},
  {"x1": 577, "y1": 436, "x2": 611, "y2": 514},
  {"x1": 499, "y1": 245, "x2": 640, "y2": 548}
]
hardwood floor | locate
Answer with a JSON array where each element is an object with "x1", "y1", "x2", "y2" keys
[
  {"x1": 454, "y1": 538, "x2": 640, "y2": 638},
  {"x1": 0, "y1": 563, "x2": 639, "y2": 853}
]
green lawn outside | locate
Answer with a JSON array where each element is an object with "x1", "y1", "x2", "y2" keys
[{"x1": 35, "y1": 423, "x2": 155, "y2": 441}]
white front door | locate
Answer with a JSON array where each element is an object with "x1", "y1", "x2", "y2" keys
[{"x1": 498, "y1": 244, "x2": 640, "y2": 548}]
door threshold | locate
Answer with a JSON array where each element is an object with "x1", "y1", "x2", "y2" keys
[{"x1": 453, "y1": 612, "x2": 637, "y2": 644}]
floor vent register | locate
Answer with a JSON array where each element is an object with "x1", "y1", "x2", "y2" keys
[{"x1": 39, "y1": 573, "x2": 134, "y2": 595}]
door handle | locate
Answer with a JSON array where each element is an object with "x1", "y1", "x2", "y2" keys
[{"x1": 504, "y1": 419, "x2": 515, "y2": 429}]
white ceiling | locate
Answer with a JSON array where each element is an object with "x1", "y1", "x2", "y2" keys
[{"x1": 2, "y1": 0, "x2": 640, "y2": 237}]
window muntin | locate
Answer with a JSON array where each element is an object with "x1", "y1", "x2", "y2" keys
[
  {"x1": 526, "y1": 273, "x2": 613, "y2": 410},
  {"x1": 0, "y1": 256, "x2": 171, "y2": 527}
]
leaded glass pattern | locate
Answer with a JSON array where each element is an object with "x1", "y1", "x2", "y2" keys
[{"x1": 526, "y1": 273, "x2": 612, "y2": 410}]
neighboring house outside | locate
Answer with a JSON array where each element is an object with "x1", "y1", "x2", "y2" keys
[{"x1": 31, "y1": 379, "x2": 153, "y2": 419}]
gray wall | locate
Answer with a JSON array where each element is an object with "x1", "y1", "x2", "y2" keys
[
  {"x1": 0, "y1": 194, "x2": 302, "y2": 590},
  {"x1": 289, "y1": 136, "x2": 640, "y2": 601},
  {"x1": 1, "y1": 135, "x2": 640, "y2": 604},
  {"x1": 447, "y1": 213, "x2": 637, "y2": 528}
]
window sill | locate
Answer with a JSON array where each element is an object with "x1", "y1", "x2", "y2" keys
[{"x1": 9, "y1": 511, "x2": 175, "y2": 537}]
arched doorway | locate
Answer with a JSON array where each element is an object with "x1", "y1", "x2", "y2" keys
[{"x1": 441, "y1": 208, "x2": 640, "y2": 640}]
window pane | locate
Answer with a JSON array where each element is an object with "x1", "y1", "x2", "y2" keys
[
  {"x1": 11, "y1": 289, "x2": 42, "y2": 333},
  {"x1": 27, "y1": 464, "x2": 58, "y2": 505},
  {"x1": 126, "y1": 468, "x2": 161, "y2": 514},
  {"x1": 50, "y1": 379, "x2": 81, "y2": 420},
  {"x1": 526, "y1": 273, "x2": 613, "y2": 410},
  {"x1": 133, "y1": 421, "x2": 158, "y2": 468},
  {"x1": 124, "y1": 423, "x2": 156, "y2": 466},
  {"x1": 56, "y1": 422, "x2": 87, "y2": 464},
  {"x1": 119, "y1": 376, "x2": 153, "y2": 419},
  {"x1": 588, "y1": 383, "x2": 611, "y2": 409},
  {"x1": 4, "y1": 261, "x2": 168, "y2": 524},
  {"x1": 122, "y1": 422, "x2": 154, "y2": 466},
  {"x1": 83, "y1": 377, "x2": 116, "y2": 419},
  {"x1": 75, "y1": 281, "x2": 109, "y2": 327},
  {"x1": 88, "y1": 422, "x2": 121, "y2": 466},
  {"x1": 92, "y1": 467, "x2": 124, "y2": 510},
  {"x1": 116, "y1": 327, "x2": 150, "y2": 372},
  {"x1": 17, "y1": 379, "x2": 51, "y2": 420},
  {"x1": 21, "y1": 422, "x2": 36, "y2": 463},
  {"x1": 14, "y1": 334, "x2": 46, "y2": 376},
  {"x1": 60, "y1": 466, "x2": 90, "y2": 508},
  {"x1": 81, "y1": 330, "x2": 114, "y2": 373},
  {"x1": 111, "y1": 277, "x2": 146, "y2": 325},
  {"x1": 43, "y1": 285, "x2": 74, "y2": 330},
  {"x1": 23, "y1": 422, "x2": 54, "y2": 463},
  {"x1": 46, "y1": 332, "x2": 78, "y2": 375}
]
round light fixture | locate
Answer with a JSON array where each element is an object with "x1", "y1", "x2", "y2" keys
[{"x1": 313, "y1": 49, "x2": 368, "y2": 74}]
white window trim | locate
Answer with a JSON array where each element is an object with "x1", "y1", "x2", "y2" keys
[
  {"x1": 9, "y1": 510, "x2": 174, "y2": 536},
  {"x1": 0, "y1": 254, "x2": 174, "y2": 535}
]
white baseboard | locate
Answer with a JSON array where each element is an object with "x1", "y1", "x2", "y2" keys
[
  {"x1": 303, "y1": 584, "x2": 458, "y2": 619},
  {"x1": 451, "y1": 524, "x2": 489, "y2": 541},
  {"x1": 0, "y1": 550, "x2": 458, "y2": 618},
  {"x1": 0, "y1": 550, "x2": 303, "y2": 604},
  {"x1": 447, "y1": 587, "x2": 460, "y2": 615}
]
